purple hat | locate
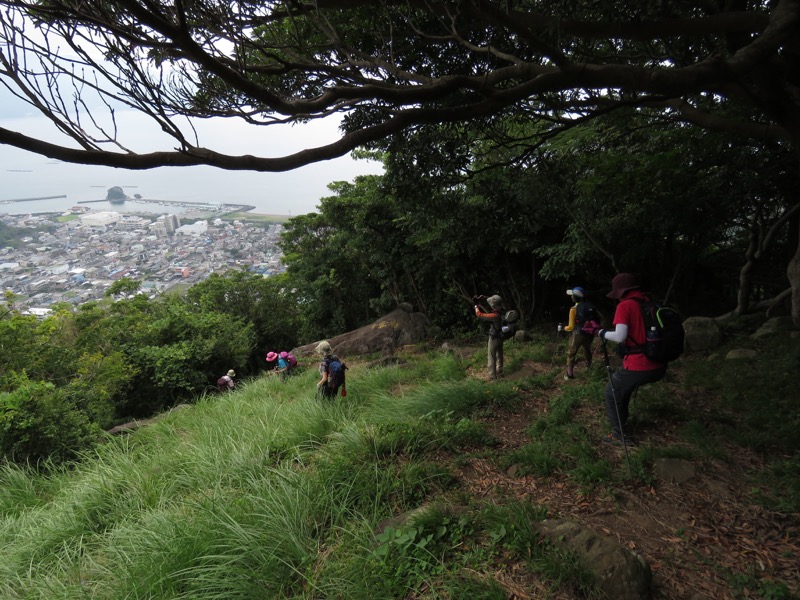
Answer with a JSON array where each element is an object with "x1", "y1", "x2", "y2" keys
[
  {"x1": 607, "y1": 273, "x2": 640, "y2": 299},
  {"x1": 266, "y1": 351, "x2": 278, "y2": 362}
]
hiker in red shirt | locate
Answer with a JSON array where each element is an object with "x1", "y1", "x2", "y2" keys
[{"x1": 597, "y1": 273, "x2": 667, "y2": 445}]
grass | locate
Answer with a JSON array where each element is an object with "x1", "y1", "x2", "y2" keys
[{"x1": 0, "y1": 327, "x2": 797, "y2": 598}]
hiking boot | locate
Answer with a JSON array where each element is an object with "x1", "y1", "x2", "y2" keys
[{"x1": 564, "y1": 374, "x2": 574, "y2": 380}]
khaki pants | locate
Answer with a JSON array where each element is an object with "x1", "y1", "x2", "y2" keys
[
  {"x1": 567, "y1": 331, "x2": 594, "y2": 371},
  {"x1": 487, "y1": 337, "x2": 504, "y2": 379}
]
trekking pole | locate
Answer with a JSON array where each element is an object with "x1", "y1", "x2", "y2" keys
[
  {"x1": 601, "y1": 341, "x2": 632, "y2": 475},
  {"x1": 551, "y1": 323, "x2": 565, "y2": 363}
]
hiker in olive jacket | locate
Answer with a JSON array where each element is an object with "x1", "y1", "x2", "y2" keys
[{"x1": 474, "y1": 294, "x2": 505, "y2": 380}]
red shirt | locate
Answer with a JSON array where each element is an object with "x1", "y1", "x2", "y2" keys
[{"x1": 613, "y1": 290, "x2": 665, "y2": 371}]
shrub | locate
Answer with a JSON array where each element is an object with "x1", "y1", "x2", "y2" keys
[{"x1": 0, "y1": 379, "x2": 101, "y2": 464}]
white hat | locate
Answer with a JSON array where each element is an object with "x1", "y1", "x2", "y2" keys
[
  {"x1": 315, "y1": 340, "x2": 332, "y2": 355},
  {"x1": 227, "y1": 369, "x2": 236, "y2": 377},
  {"x1": 566, "y1": 287, "x2": 585, "y2": 298}
]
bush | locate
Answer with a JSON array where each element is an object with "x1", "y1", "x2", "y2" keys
[{"x1": 0, "y1": 379, "x2": 101, "y2": 464}]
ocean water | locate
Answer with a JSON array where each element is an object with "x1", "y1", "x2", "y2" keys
[{"x1": 1, "y1": 195, "x2": 249, "y2": 217}]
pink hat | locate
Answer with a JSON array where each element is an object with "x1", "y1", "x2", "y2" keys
[
  {"x1": 279, "y1": 351, "x2": 288, "y2": 359},
  {"x1": 266, "y1": 351, "x2": 278, "y2": 362}
]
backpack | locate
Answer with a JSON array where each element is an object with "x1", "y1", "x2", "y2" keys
[
  {"x1": 623, "y1": 298, "x2": 685, "y2": 362},
  {"x1": 500, "y1": 310, "x2": 519, "y2": 340},
  {"x1": 325, "y1": 356, "x2": 346, "y2": 390},
  {"x1": 577, "y1": 302, "x2": 602, "y2": 335},
  {"x1": 286, "y1": 353, "x2": 298, "y2": 369}
]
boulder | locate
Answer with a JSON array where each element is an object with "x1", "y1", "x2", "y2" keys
[
  {"x1": 538, "y1": 519, "x2": 652, "y2": 600},
  {"x1": 751, "y1": 316, "x2": 797, "y2": 340},
  {"x1": 725, "y1": 348, "x2": 758, "y2": 360},
  {"x1": 292, "y1": 305, "x2": 437, "y2": 357},
  {"x1": 683, "y1": 316, "x2": 722, "y2": 352}
]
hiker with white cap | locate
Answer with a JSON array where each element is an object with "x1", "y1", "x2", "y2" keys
[
  {"x1": 473, "y1": 294, "x2": 506, "y2": 380},
  {"x1": 596, "y1": 273, "x2": 667, "y2": 445},
  {"x1": 562, "y1": 286, "x2": 602, "y2": 380}
]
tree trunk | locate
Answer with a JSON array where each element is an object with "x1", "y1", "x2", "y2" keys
[{"x1": 789, "y1": 218, "x2": 800, "y2": 327}]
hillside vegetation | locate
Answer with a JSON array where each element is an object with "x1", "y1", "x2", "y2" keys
[{"x1": 1, "y1": 324, "x2": 797, "y2": 599}]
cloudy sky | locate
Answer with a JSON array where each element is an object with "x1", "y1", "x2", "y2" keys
[{"x1": 0, "y1": 87, "x2": 384, "y2": 216}]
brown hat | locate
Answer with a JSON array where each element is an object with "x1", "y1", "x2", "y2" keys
[{"x1": 607, "y1": 273, "x2": 640, "y2": 299}]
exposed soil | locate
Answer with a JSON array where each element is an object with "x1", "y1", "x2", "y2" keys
[{"x1": 447, "y1": 350, "x2": 799, "y2": 599}]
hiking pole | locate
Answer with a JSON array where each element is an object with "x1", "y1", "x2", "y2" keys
[
  {"x1": 551, "y1": 323, "x2": 566, "y2": 363},
  {"x1": 601, "y1": 341, "x2": 632, "y2": 475}
]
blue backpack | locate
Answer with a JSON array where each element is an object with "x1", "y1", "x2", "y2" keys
[{"x1": 325, "y1": 356, "x2": 346, "y2": 391}]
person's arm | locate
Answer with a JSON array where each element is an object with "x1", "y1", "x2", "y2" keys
[
  {"x1": 474, "y1": 305, "x2": 499, "y2": 320},
  {"x1": 564, "y1": 305, "x2": 577, "y2": 332},
  {"x1": 598, "y1": 323, "x2": 629, "y2": 344}
]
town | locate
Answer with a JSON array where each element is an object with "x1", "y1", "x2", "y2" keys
[{"x1": 0, "y1": 204, "x2": 287, "y2": 316}]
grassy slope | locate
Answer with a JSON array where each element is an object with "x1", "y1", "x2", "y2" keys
[{"x1": 0, "y1": 327, "x2": 797, "y2": 599}]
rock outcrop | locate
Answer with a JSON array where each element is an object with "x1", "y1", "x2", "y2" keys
[{"x1": 292, "y1": 303, "x2": 438, "y2": 357}]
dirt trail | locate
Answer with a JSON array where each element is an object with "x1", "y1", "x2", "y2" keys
[{"x1": 453, "y1": 358, "x2": 799, "y2": 599}]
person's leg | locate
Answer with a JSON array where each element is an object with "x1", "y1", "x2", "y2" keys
[
  {"x1": 496, "y1": 339, "x2": 504, "y2": 377},
  {"x1": 604, "y1": 367, "x2": 666, "y2": 438},
  {"x1": 580, "y1": 335, "x2": 593, "y2": 368},
  {"x1": 487, "y1": 337, "x2": 497, "y2": 379},
  {"x1": 565, "y1": 333, "x2": 578, "y2": 378}
]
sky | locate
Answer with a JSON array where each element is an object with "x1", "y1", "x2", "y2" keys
[{"x1": 0, "y1": 89, "x2": 384, "y2": 216}]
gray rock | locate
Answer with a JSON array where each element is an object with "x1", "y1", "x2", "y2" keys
[
  {"x1": 292, "y1": 306, "x2": 436, "y2": 357},
  {"x1": 725, "y1": 348, "x2": 758, "y2": 360},
  {"x1": 751, "y1": 316, "x2": 796, "y2": 339},
  {"x1": 654, "y1": 458, "x2": 696, "y2": 484},
  {"x1": 683, "y1": 316, "x2": 722, "y2": 352},
  {"x1": 538, "y1": 519, "x2": 652, "y2": 600}
]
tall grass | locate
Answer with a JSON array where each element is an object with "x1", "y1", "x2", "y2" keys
[
  {"x1": 0, "y1": 351, "x2": 572, "y2": 599},
  {"x1": 2, "y1": 332, "x2": 795, "y2": 598}
]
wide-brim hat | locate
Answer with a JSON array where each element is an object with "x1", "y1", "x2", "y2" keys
[
  {"x1": 227, "y1": 369, "x2": 236, "y2": 377},
  {"x1": 486, "y1": 295, "x2": 503, "y2": 309},
  {"x1": 315, "y1": 340, "x2": 332, "y2": 355},
  {"x1": 607, "y1": 273, "x2": 640, "y2": 299},
  {"x1": 266, "y1": 351, "x2": 278, "y2": 362}
]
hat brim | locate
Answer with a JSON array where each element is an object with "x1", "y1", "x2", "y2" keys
[{"x1": 606, "y1": 285, "x2": 639, "y2": 299}]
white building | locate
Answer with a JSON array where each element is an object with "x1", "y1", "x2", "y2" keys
[
  {"x1": 81, "y1": 211, "x2": 122, "y2": 227},
  {"x1": 175, "y1": 221, "x2": 208, "y2": 236}
]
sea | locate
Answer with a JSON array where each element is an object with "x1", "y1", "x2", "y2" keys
[{"x1": 0, "y1": 193, "x2": 283, "y2": 218}]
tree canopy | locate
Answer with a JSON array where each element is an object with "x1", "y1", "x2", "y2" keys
[
  {"x1": 2, "y1": 0, "x2": 800, "y2": 321},
  {"x1": 1, "y1": 0, "x2": 797, "y2": 170}
]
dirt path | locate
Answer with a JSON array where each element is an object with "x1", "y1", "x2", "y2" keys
[{"x1": 454, "y1": 359, "x2": 800, "y2": 599}]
